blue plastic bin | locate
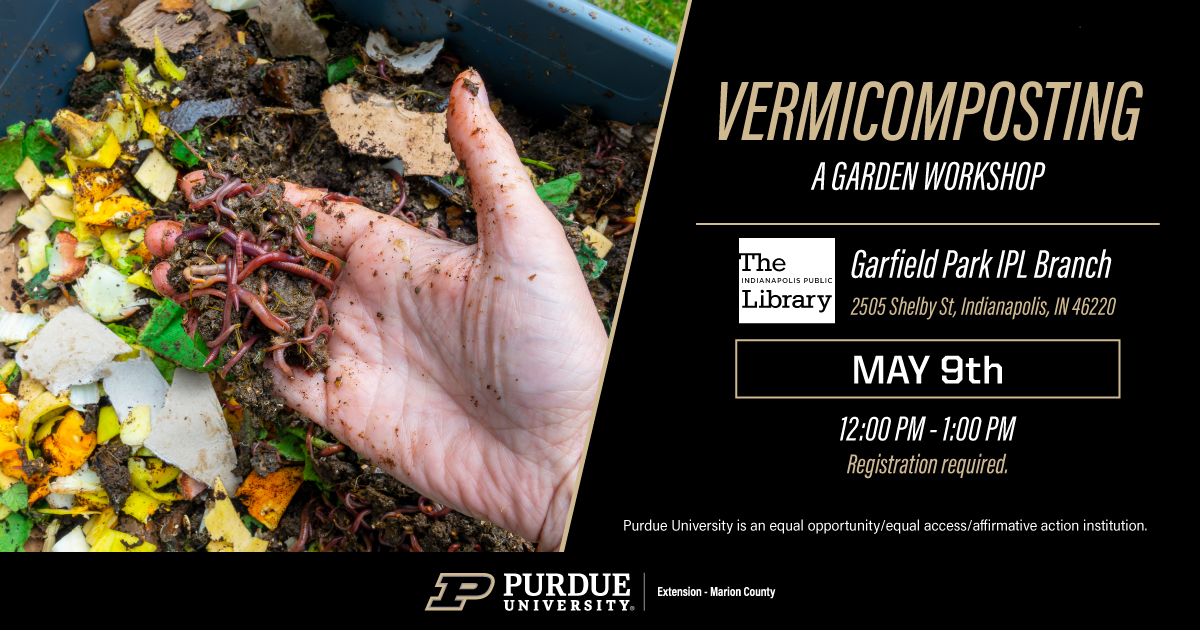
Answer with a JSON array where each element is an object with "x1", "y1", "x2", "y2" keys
[{"x1": 0, "y1": 0, "x2": 675, "y2": 125}]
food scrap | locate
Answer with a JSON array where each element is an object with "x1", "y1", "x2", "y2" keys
[{"x1": 1, "y1": 0, "x2": 650, "y2": 552}]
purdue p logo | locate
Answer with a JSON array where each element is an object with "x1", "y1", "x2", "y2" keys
[{"x1": 426, "y1": 573, "x2": 495, "y2": 611}]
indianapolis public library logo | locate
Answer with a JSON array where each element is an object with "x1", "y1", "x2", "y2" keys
[
  {"x1": 427, "y1": 573, "x2": 635, "y2": 612},
  {"x1": 739, "y1": 238, "x2": 836, "y2": 324}
]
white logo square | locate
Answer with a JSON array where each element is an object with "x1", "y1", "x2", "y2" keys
[{"x1": 738, "y1": 238, "x2": 836, "y2": 324}]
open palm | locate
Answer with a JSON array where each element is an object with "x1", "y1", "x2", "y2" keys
[{"x1": 262, "y1": 70, "x2": 604, "y2": 551}]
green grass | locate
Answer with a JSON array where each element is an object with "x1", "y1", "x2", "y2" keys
[{"x1": 589, "y1": 0, "x2": 687, "y2": 43}]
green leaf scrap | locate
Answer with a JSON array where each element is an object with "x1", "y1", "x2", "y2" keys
[
  {"x1": 535, "y1": 172, "x2": 581, "y2": 206},
  {"x1": 575, "y1": 243, "x2": 607, "y2": 281},
  {"x1": 23, "y1": 120, "x2": 57, "y2": 172},
  {"x1": 115, "y1": 255, "x2": 144, "y2": 276},
  {"x1": 136, "y1": 299, "x2": 218, "y2": 372},
  {"x1": 0, "y1": 124, "x2": 25, "y2": 191},
  {"x1": 170, "y1": 128, "x2": 204, "y2": 167},
  {"x1": 555, "y1": 203, "x2": 578, "y2": 226},
  {"x1": 151, "y1": 356, "x2": 176, "y2": 385},
  {"x1": 303, "y1": 451, "x2": 330, "y2": 493},
  {"x1": 23, "y1": 268, "x2": 57, "y2": 301},
  {"x1": 47, "y1": 220, "x2": 73, "y2": 241},
  {"x1": 268, "y1": 433, "x2": 306, "y2": 461},
  {"x1": 0, "y1": 512, "x2": 32, "y2": 552},
  {"x1": 4, "y1": 365, "x2": 19, "y2": 391},
  {"x1": 327, "y1": 57, "x2": 363, "y2": 84},
  {"x1": 1, "y1": 482, "x2": 28, "y2": 512},
  {"x1": 106, "y1": 323, "x2": 140, "y2": 345}
]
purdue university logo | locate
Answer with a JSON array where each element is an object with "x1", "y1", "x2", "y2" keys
[{"x1": 427, "y1": 573, "x2": 496, "y2": 611}]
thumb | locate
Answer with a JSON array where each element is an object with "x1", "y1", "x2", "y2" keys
[{"x1": 447, "y1": 69, "x2": 573, "y2": 267}]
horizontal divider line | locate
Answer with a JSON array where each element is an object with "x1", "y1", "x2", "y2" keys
[{"x1": 700, "y1": 222, "x2": 1159, "y2": 226}]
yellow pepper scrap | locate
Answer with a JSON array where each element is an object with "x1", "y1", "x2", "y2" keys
[
  {"x1": 204, "y1": 477, "x2": 269, "y2": 552},
  {"x1": 89, "y1": 528, "x2": 156, "y2": 552},
  {"x1": 79, "y1": 195, "x2": 153, "y2": 230},
  {"x1": 17, "y1": 391, "x2": 71, "y2": 447},
  {"x1": 72, "y1": 164, "x2": 129, "y2": 217},
  {"x1": 40, "y1": 409, "x2": 97, "y2": 476},
  {"x1": 236, "y1": 467, "x2": 304, "y2": 530},
  {"x1": 153, "y1": 32, "x2": 187, "y2": 82},
  {"x1": 128, "y1": 457, "x2": 182, "y2": 501},
  {"x1": 121, "y1": 490, "x2": 165, "y2": 524},
  {"x1": 96, "y1": 406, "x2": 120, "y2": 444},
  {"x1": 126, "y1": 269, "x2": 157, "y2": 293},
  {"x1": 0, "y1": 390, "x2": 18, "y2": 440}
]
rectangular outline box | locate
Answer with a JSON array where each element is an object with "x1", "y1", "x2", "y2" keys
[{"x1": 734, "y1": 339, "x2": 1121, "y2": 400}]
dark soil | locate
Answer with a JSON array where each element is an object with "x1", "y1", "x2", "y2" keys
[{"x1": 52, "y1": 11, "x2": 651, "y2": 552}]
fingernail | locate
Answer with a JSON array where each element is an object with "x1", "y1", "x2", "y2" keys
[{"x1": 476, "y1": 79, "x2": 490, "y2": 108}]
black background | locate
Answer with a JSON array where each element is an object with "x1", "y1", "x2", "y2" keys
[{"x1": 560, "y1": 11, "x2": 1183, "y2": 614}]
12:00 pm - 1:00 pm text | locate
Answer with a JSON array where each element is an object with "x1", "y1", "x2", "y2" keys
[{"x1": 840, "y1": 415, "x2": 1016, "y2": 442}]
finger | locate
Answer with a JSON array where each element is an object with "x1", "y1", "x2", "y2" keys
[
  {"x1": 266, "y1": 358, "x2": 328, "y2": 427},
  {"x1": 446, "y1": 69, "x2": 573, "y2": 265},
  {"x1": 179, "y1": 170, "x2": 431, "y2": 258}
]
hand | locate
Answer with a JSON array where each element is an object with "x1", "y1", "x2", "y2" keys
[{"x1": 265, "y1": 70, "x2": 605, "y2": 551}]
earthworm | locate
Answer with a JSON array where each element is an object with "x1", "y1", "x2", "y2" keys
[
  {"x1": 206, "y1": 321, "x2": 240, "y2": 351},
  {"x1": 377, "y1": 59, "x2": 394, "y2": 85},
  {"x1": 298, "y1": 325, "x2": 332, "y2": 356},
  {"x1": 274, "y1": 347, "x2": 294, "y2": 378},
  {"x1": 289, "y1": 498, "x2": 317, "y2": 552},
  {"x1": 186, "y1": 176, "x2": 243, "y2": 219},
  {"x1": 339, "y1": 490, "x2": 370, "y2": 511},
  {"x1": 184, "y1": 307, "x2": 201, "y2": 335},
  {"x1": 271, "y1": 262, "x2": 336, "y2": 293},
  {"x1": 293, "y1": 225, "x2": 342, "y2": 278},
  {"x1": 151, "y1": 262, "x2": 176, "y2": 297},
  {"x1": 222, "y1": 398, "x2": 242, "y2": 412},
  {"x1": 349, "y1": 509, "x2": 373, "y2": 534},
  {"x1": 180, "y1": 225, "x2": 302, "y2": 263},
  {"x1": 219, "y1": 333, "x2": 261, "y2": 378},
  {"x1": 202, "y1": 341, "x2": 224, "y2": 368},
  {"x1": 234, "y1": 287, "x2": 289, "y2": 332},
  {"x1": 323, "y1": 192, "x2": 363, "y2": 205},
  {"x1": 408, "y1": 534, "x2": 423, "y2": 552},
  {"x1": 380, "y1": 506, "x2": 421, "y2": 518},
  {"x1": 605, "y1": 156, "x2": 626, "y2": 179},
  {"x1": 418, "y1": 496, "x2": 453, "y2": 518},
  {"x1": 306, "y1": 299, "x2": 329, "y2": 337},
  {"x1": 425, "y1": 226, "x2": 448, "y2": 239},
  {"x1": 446, "y1": 543, "x2": 461, "y2": 553},
  {"x1": 183, "y1": 264, "x2": 224, "y2": 282},
  {"x1": 383, "y1": 168, "x2": 409, "y2": 218},
  {"x1": 236, "y1": 252, "x2": 295, "y2": 281},
  {"x1": 322, "y1": 535, "x2": 345, "y2": 552},
  {"x1": 172, "y1": 288, "x2": 227, "y2": 304},
  {"x1": 317, "y1": 444, "x2": 344, "y2": 457},
  {"x1": 249, "y1": 439, "x2": 283, "y2": 464},
  {"x1": 613, "y1": 222, "x2": 635, "y2": 236}
]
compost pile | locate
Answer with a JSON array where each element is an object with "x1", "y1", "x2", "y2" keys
[{"x1": 0, "y1": 0, "x2": 652, "y2": 553}]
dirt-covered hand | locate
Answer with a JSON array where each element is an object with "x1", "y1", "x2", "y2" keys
[{"x1": 263, "y1": 70, "x2": 605, "y2": 551}]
